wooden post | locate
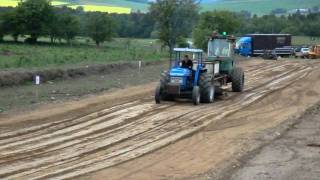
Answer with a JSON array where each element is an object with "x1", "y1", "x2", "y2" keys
[{"x1": 34, "y1": 75, "x2": 41, "y2": 102}]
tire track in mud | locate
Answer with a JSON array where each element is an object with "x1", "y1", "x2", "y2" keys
[
  {"x1": 0, "y1": 103, "x2": 176, "y2": 163},
  {"x1": 28, "y1": 65, "x2": 313, "y2": 180},
  {"x1": 0, "y1": 61, "x2": 317, "y2": 180},
  {"x1": 0, "y1": 101, "x2": 142, "y2": 141}
]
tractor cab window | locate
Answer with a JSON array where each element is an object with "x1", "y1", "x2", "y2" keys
[{"x1": 208, "y1": 39, "x2": 231, "y2": 57}]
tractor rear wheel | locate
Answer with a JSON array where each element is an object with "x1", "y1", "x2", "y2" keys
[
  {"x1": 192, "y1": 86, "x2": 200, "y2": 105},
  {"x1": 232, "y1": 67, "x2": 245, "y2": 92},
  {"x1": 199, "y1": 73, "x2": 214, "y2": 103}
]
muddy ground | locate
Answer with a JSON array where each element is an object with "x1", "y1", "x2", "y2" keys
[
  {"x1": 0, "y1": 59, "x2": 320, "y2": 180},
  {"x1": 227, "y1": 104, "x2": 320, "y2": 180}
]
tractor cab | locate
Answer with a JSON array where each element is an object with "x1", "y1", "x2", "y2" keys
[
  {"x1": 207, "y1": 34, "x2": 236, "y2": 75},
  {"x1": 169, "y1": 48, "x2": 204, "y2": 90}
]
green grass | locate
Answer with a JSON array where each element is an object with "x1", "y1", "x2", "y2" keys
[
  {"x1": 0, "y1": 35, "x2": 318, "y2": 70},
  {"x1": 0, "y1": 37, "x2": 167, "y2": 70},
  {"x1": 292, "y1": 36, "x2": 320, "y2": 46},
  {"x1": 202, "y1": 0, "x2": 320, "y2": 15}
]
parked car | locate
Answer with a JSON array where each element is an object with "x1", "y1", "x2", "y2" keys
[{"x1": 295, "y1": 47, "x2": 309, "y2": 58}]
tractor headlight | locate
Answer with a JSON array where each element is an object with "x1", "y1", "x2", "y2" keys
[{"x1": 170, "y1": 77, "x2": 183, "y2": 84}]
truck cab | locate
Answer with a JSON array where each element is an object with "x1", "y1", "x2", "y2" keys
[{"x1": 236, "y1": 37, "x2": 252, "y2": 56}]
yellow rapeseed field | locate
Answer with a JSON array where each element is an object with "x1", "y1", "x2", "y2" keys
[
  {"x1": 0, "y1": 0, "x2": 19, "y2": 7},
  {"x1": 0, "y1": 0, "x2": 68, "y2": 7},
  {"x1": 51, "y1": 1, "x2": 69, "y2": 6},
  {"x1": 69, "y1": 5, "x2": 131, "y2": 14},
  {"x1": 0, "y1": 1, "x2": 131, "y2": 14}
]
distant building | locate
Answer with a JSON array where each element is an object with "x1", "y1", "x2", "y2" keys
[{"x1": 288, "y1": 8, "x2": 310, "y2": 15}]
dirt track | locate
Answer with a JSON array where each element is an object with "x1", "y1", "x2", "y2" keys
[
  {"x1": 1, "y1": 59, "x2": 320, "y2": 180},
  {"x1": 229, "y1": 104, "x2": 320, "y2": 180}
]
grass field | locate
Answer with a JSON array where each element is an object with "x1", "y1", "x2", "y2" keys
[
  {"x1": 0, "y1": 38, "x2": 166, "y2": 70},
  {"x1": 0, "y1": 35, "x2": 318, "y2": 70},
  {"x1": 292, "y1": 36, "x2": 320, "y2": 46},
  {"x1": 202, "y1": 0, "x2": 320, "y2": 15}
]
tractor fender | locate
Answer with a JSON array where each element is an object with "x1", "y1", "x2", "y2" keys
[{"x1": 193, "y1": 64, "x2": 202, "y2": 86}]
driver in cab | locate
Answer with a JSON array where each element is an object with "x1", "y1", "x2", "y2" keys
[{"x1": 181, "y1": 55, "x2": 193, "y2": 69}]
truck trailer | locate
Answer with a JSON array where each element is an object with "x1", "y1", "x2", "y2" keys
[{"x1": 236, "y1": 34, "x2": 293, "y2": 57}]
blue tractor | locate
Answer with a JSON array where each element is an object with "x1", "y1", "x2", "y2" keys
[{"x1": 155, "y1": 34, "x2": 245, "y2": 105}]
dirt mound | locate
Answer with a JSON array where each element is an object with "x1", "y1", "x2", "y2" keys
[{"x1": 0, "y1": 61, "x2": 162, "y2": 87}]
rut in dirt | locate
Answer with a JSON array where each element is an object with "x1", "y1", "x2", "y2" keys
[{"x1": 0, "y1": 60, "x2": 318, "y2": 180}]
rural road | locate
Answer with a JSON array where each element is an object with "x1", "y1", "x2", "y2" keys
[{"x1": 1, "y1": 59, "x2": 320, "y2": 180}]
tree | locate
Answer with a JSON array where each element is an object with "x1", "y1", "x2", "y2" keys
[
  {"x1": 86, "y1": 12, "x2": 115, "y2": 46},
  {"x1": 0, "y1": 10, "x2": 7, "y2": 41},
  {"x1": 150, "y1": 0, "x2": 199, "y2": 53},
  {"x1": 237, "y1": 10, "x2": 251, "y2": 19},
  {"x1": 0, "y1": 15, "x2": 5, "y2": 42},
  {"x1": 111, "y1": 13, "x2": 155, "y2": 38},
  {"x1": 15, "y1": 0, "x2": 54, "y2": 43},
  {"x1": 47, "y1": 7, "x2": 80, "y2": 44},
  {"x1": 48, "y1": 9, "x2": 62, "y2": 43},
  {"x1": 303, "y1": 15, "x2": 320, "y2": 37},
  {"x1": 59, "y1": 13, "x2": 79, "y2": 45},
  {"x1": 193, "y1": 11, "x2": 240, "y2": 50},
  {"x1": 1, "y1": 11, "x2": 24, "y2": 42}
]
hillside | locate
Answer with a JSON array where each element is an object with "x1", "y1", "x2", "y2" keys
[
  {"x1": 1, "y1": 0, "x2": 319, "y2": 14},
  {"x1": 73, "y1": 0, "x2": 320, "y2": 15},
  {"x1": 201, "y1": 0, "x2": 320, "y2": 15}
]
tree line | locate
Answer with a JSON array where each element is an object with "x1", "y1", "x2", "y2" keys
[
  {"x1": 193, "y1": 11, "x2": 320, "y2": 49},
  {"x1": 150, "y1": 0, "x2": 320, "y2": 51},
  {"x1": 0, "y1": 0, "x2": 320, "y2": 50},
  {"x1": 0, "y1": 0, "x2": 155, "y2": 46}
]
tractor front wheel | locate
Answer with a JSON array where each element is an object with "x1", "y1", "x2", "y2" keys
[
  {"x1": 232, "y1": 67, "x2": 245, "y2": 92},
  {"x1": 155, "y1": 85, "x2": 161, "y2": 104},
  {"x1": 160, "y1": 71, "x2": 170, "y2": 86},
  {"x1": 192, "y1": 86, "x2": 200, "y2": 105}
]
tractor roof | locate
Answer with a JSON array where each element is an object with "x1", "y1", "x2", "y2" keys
[{"x1": 173, "y1": 48, "x2": 203, "y2": 53}]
